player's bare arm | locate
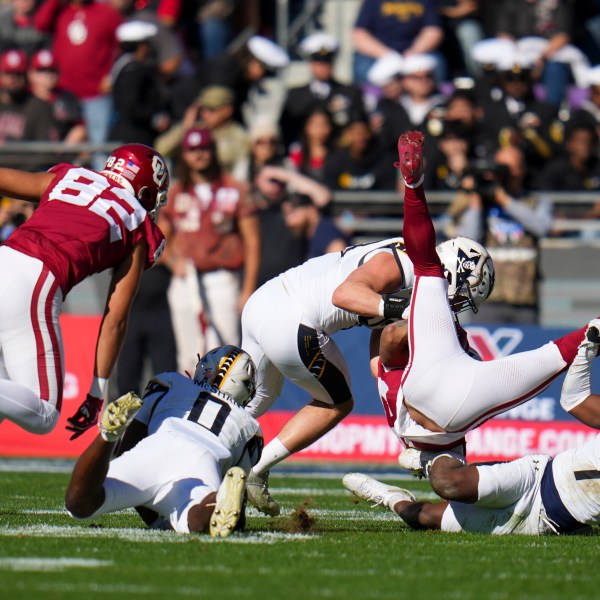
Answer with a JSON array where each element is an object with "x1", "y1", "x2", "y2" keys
[
  {"x1": 0, "y1": 169, "x2": 55, "y2": 202},
  {"x1": 93, "y1": 241, "x2": 147, "y2": 380},
  {"x1": 332, "y1": 252, "x2": 403, "y2": 317}
]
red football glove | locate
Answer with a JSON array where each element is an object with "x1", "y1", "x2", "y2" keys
[{"x1": 66, "y1": 394, "x2": 104, "y2": 441}]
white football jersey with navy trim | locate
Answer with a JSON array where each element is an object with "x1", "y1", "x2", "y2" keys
[
  {"x1": 279, "y1": 237, "x2": 415, "y2": 334},
  {"x1": 135, "y1": 372, "x2": 262, "y2": 468}
]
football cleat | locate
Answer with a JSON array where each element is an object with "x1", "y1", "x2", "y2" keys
[
  {"x1": 246, "y1": 470, "x2": 281, "y2": 516},
  {"x1": 99, "y1": 392, "x2": 143, "y2": 443},
  {"x1": 394, "y1": 130, "x2": 425, "y2": 187},
  {"x1": 210, "y1": 467, "x2": 247, "y2": 538},
  {"x1": 343, "y1": 473, "x2": 415, "y2": 510}
]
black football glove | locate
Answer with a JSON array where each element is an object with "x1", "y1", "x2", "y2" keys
[{"x1": 65, "y1": 394, "x2": 103, "y2": 441}]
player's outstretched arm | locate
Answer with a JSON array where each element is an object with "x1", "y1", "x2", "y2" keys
[
  {"x1": 561, "y1": 320, "x2": 600, "y2": 429},
  {"x1": 0, "y1": 169, "x2": 55, "y2": 202}
]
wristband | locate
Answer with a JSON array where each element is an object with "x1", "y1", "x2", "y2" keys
[
  {"x1": 382, "y1": 295, "x2": 408, "y2": 320},
  {"x1": 89, "y1": 376, "x2": 109, "y2": 399}
]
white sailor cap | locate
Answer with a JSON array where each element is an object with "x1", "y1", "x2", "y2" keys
[
  {"x1": 471, "y1": 38, "x2": 517, "y2": 68},
  {"x1": 117, "y1": 20, "x2": 158, "y2": 43},
  {"x1": 367, "y1": 52, "x2": 404, "y2": 86},
  {"x1": 495, "y1": 46, "x2": 535, "y2": 74},
  {"x1": 298, "y1": 32, "x2": 339, "y2": 61},
  {"x1": 247, "y1": 36, "x2": 290, "y2": 70},
  {"x1": 402, "y1": 53, "x2": 437, "y2": 76}
]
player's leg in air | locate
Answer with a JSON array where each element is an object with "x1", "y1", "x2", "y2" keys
[{"x1": 394, "y1": 131, "x2": 600, "y2": 439}]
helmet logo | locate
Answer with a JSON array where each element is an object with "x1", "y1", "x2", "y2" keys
[
  {"x1": 152, "y1": 155, "x2": 167, "y2": 186},
  {"x1": 456, "y1": 248, "x2": 479, "y2": 278}
]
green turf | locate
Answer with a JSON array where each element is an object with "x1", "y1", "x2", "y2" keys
[{"x1": 0, "y1": 466, "x2": 598, "y2": 600}]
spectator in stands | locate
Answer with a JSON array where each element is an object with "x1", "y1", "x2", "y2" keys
[
  {"x1": 0, "y1": 49, "x2": 59, "y2": 170},
  {"x1": 170, "y1": 35, "x2": 289, "y2": 126},
  {"x1": 324, "y1": 116, "x2": 397, "y2": 192},
  {"x1": 424, "y1": 119, "x2": 471, "y2": 191},
  {"x1": 0, "y1": 0, "x2": 50, "y2": 55},
  {"x1": 279, "y1": 32, "x2": 365, "y2": 149},
  {"x1": 252, "y1": 164, "x2": 331, "y2": 287},
  {"x1": 155, "y1": 85, "x2": 250, "y2": 174},
  {"x1": 287, "y1": 107, "x2": 335, "y2": 183},
  {"x1": 569, "y1": 66, "x2": 600, "y2": 138},
  {"x1": 165, "y1": 127, "x2": 260, "y2": 369},
  {"x1": 283, "y1": 196, "x2": 349, "y2": 260},
  {"x1": 243, "y1": 118, "x2": 285, "y2": 187},
  {"x1": 34, "y1": 0, "x2": 123, "y2": 169},
  {"x1": 493, "y1": 0, "x2": 576, "y2": 106},
  {"x1": 193, "y1": 86, "x2": 250, "y2": 178},
  {"x1": 27, "y1": 48, "x2": 85, "y2": 144},
  {"x1": 352, "y1": 0, "x2": 444, "y2": 84},
  {"x1": 110, "y1": 0, "x2": 183, "y2": 82},
  {"x1": 438, "y1": 88, "x2": 493, "y2": 160},
  {"x1": 482, "y1": 55, "x2": 560, "y2": 178},
  {"x1": 109, "y1": 21, "x2": 170, "y2": 146},
  {"x1": 372, "y1": 54, "x2": 446, "y2": 155},
  {"x1": 445, "y1": 145, "x2": 553, "y2": 324},
  {"x1": 366, "y1": 52, "x2": 405, "y2": 138},
  {"x1": 536, "y1": 124, "x2": 600, "y2": 192}
]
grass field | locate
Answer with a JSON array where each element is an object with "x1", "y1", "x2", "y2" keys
[{"x1": 0, "y1": 460, "x2": 598, "y2": 600}]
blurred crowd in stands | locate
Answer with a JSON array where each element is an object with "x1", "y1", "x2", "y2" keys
[{"x1": 3, "y1": 0, "x2": 600, "y2": 383}]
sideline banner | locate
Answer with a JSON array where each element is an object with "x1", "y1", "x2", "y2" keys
[{"x1": 0, "y1": 317, "x2": 598, "y2": 462}]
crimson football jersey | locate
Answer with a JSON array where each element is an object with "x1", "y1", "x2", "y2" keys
[{"x1": 4, "y1": 164, "x2": 165, "y2": 295}]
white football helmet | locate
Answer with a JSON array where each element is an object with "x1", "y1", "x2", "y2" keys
[
  {"x1": 436, "y1": 236, "x2": 495, "y2": 314},
  {"x1": 194, "y1": 345, "x2": 257, "y2": 407}
]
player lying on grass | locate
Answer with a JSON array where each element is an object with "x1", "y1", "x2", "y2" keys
[
  {"x1": 346, "y1": 322, "x2": 600, "y2": 535},
  {"x1": 343, "y1": 426, "x2": 600, "y2": 536},
  {"x1": 369, "y1": 131, "x2": 600, "y2": 483},
  {"x1": 65, "y1": 345, "x2": 263, "y2": 538}
]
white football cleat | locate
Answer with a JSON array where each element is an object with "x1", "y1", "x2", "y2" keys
[
  {"x1": 246, "y1": 470, "x2": 280, "y2": 516},
  {"x1": 343, "y1": 473, "x2": 415, "y2": 510},
  {"x1": 99, "y1": 392, "x2": 143, "y2": 443},
  {"x1": 210, "y1": 467, "x2": 247, "y2": 538}
]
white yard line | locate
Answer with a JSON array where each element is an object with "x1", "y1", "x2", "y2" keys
[
  {"x1": 0, "y1": 525, "x2": 316, "y2": 544},
  {"x1": 0, "y1": 557, "x2": 112, "y2": 571}
]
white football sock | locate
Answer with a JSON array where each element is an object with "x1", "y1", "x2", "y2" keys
[{"x1": 252, "y1": 437, "x2": 291, "y2": 475}]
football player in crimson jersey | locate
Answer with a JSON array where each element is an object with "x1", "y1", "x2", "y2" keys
[
  {"x1": 0, "y1": 143, "x2": 169, "y2": 438},
  {"x1": 370, "y1": 132, "x2": 600, "y2": 484}
]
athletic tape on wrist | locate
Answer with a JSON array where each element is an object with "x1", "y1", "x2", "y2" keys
[{"x1": 89, "y1": 376, "x2": 109, "y2": 399}]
